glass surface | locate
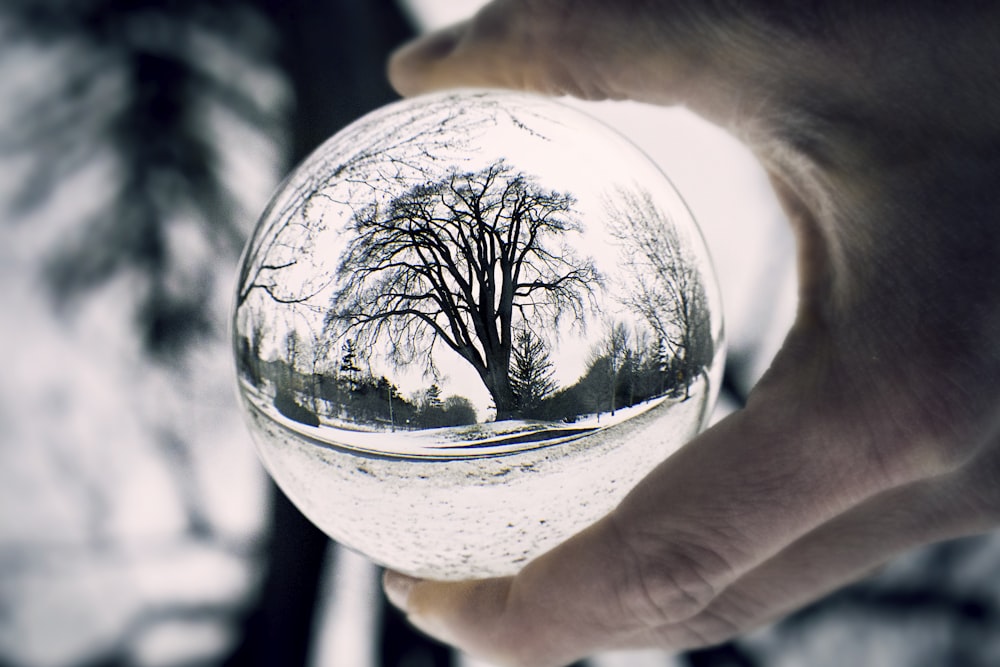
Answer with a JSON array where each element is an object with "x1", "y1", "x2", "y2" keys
[{"x1": 232, "y1": 90, "x2": 725, "y2": 579}]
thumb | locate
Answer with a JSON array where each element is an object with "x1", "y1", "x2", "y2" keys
[
  {"x1": 382, "y1": 515, "x2": 653, "y2": 667},
  {"x1": 387, "y1": 0, "x2": 745, "y2": 114}
]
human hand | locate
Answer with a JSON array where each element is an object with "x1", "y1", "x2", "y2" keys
[{"x1": 382, "y1": 2, "x2": 1000, "y2": 665}]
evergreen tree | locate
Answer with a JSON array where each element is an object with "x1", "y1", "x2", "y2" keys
[
  {"x1": 510, "y1": 328, "x2": 557, "y2": 418},
  {"x1": 339, "y1": 339, "x2": 362, "y2": 390},
  {"x1": 425, "y1": 383, "x2": 443, "y2": 410}
]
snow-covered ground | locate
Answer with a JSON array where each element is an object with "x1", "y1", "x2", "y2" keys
[{"x1": 246, "y1": 379, "x2": 710, "y2": 581}]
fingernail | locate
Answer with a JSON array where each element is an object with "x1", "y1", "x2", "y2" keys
[{"x1": 383, "y1": 570, "x2": 421, "y2": 611}]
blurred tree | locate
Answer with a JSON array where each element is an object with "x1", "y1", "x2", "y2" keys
[
  {"x1": 229, "y1": 4, "x2": 422, "y2": 667},
  {"x1": 244, "y1": 3, "x2": 447, "y2": 666},
  {"x1": 0, "y1": 0, "x2": 429, "y2": 666},
  {"x1": 1, "y1": 0, "x2": 286, "y2": 354}
]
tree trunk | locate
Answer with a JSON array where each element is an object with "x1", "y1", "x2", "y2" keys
[
  {"x1": 226, "y1": 1, "x2": 415, "y2": 666},
  {"x1": 486, "y1": 367, "x2": 518, "y2": 421}
]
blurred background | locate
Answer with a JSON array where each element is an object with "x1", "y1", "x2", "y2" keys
[{"x1": 1, "y1": 1, "x2": 998, "y2": 666}]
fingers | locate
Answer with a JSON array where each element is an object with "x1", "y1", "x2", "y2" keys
[
  {"x1": 383, "y1": 419, "x2": 1000, "y2": 666},
  {"x1": 384, "y1": 514, "x2": 664, "y2": 667},
  {"x1": 389, "y1": 0, "x2": 616, "y2": 97},
  {"x1": 389, "y1": 1, "x2": 628, "y2": 99},
  {"x1": 631, "y1": 450, "x2": 1000, "y2": 650}
]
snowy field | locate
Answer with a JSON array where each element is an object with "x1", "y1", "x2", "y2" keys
[{"x1": 243, "y1": 381, "x2": 710, "y2": 580}]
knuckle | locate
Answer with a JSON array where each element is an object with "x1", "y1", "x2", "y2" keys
[
  {"x1": 865, "y1": 381, "x2": 997, "y2": 484},
  {"x1": 609, "y1": 515, "x2": 730, "y2": 629},
  {"x1": 642, "y1": 587, "x2": 765, "y2": 651},
  {"x1": 958, "y1": 432, "x2": 1000, "y2": 523},
  {"x1": 681, "y1": 588, "x2": 763, "y2": 648},
  {"x1": 672, "y1": 607, "x2": 745, "y2": 650}
]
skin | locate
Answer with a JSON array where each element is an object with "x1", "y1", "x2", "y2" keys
[{"x1": 381, "y1": 2, "x2": 1000, "y2": 665}]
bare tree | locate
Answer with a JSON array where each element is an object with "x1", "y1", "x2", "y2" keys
[
  {"x1": 282, "y1": 330, "x2": 303, "y2": 387},
  {"x1": 234, "y1": 92, "x2": 559, "y2": 316},
  {"x1": 607, "y1": 188, "x2": 713, "y2": 399},
  {"x1": 327, "y1": 160, "x2": 600, "y2": 420},
  {"x1": 590, "y1": 320, "x2": 631, "y2": 416}
]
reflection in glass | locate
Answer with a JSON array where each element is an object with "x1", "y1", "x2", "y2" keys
[{"x1": 232, "y1": 90, "x2": 725, "y2": 579}]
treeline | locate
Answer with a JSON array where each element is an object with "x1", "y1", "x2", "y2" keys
[
  {"x1": 519, "y1": 340, "x2": 692, "y2": 422},
  {"x1": 237, "y1": 337, "x2": 477, "y2": 430},
  {"x1": 237, "y1": 316, "x2": 711, "y2": 430},
  {"x1": 504, "y1": 322, "x2": 711, "y2": 422}
]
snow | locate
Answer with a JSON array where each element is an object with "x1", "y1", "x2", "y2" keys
[{"x1": 240, "y1": 374, "x2": 714, "y2": 580}]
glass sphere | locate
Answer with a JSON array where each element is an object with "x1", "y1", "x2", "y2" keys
[{"x1": 232, "y1": 90, "x2": 724, "y2": 580}]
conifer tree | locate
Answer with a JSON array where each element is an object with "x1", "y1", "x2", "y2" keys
[{"x1": 510, "y1": 328, "x2": 557, "y2": 418}]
